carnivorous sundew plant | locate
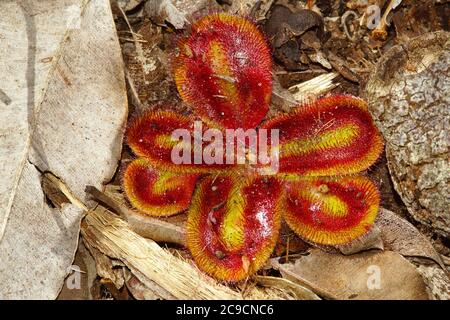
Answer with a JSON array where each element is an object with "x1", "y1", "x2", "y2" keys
[{"x1": 122, "y1": 13, "x2": 384, "y2": 282}]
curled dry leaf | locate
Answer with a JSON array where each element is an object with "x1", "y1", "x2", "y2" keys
[
  {"x1": 336, "y1": 206, "x2": 448, "y2": 261},
  {"x1": 271, "y1": 249, "x2": 429, "y2": 300},
  {"x1": 334, "y1": 206, "x2": 450, "y2": 260},
  {"x1": 376, "y1": 208, "x2": 445, "y2": 269},
  {"x1": 0, "y1": 0, "x2": 127, "y2": 299}
]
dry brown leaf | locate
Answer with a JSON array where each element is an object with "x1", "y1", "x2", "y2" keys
[
  {"x1": 0, "y1": 0, "x2": 127, "y2": 298},
  {"x1": 337, "y1": 225, "x2": 384, "y2": 255},
  {"x1": 376, "y1": 208, "x2": 445, "y2": 269},
  {"x1": 367, "y1": 31, "x2": 450, "y2": 237},
  {"x1": 272, "y1": 249, "x2": 429, "y2": 300}
]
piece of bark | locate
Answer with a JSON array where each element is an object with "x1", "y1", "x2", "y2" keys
[
  {"x1": 0, "y1": 0, "x2": 127, "y2": 299},
  {"x1": 366, "y1": 31, "x2": 450, "y2": 237}
]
